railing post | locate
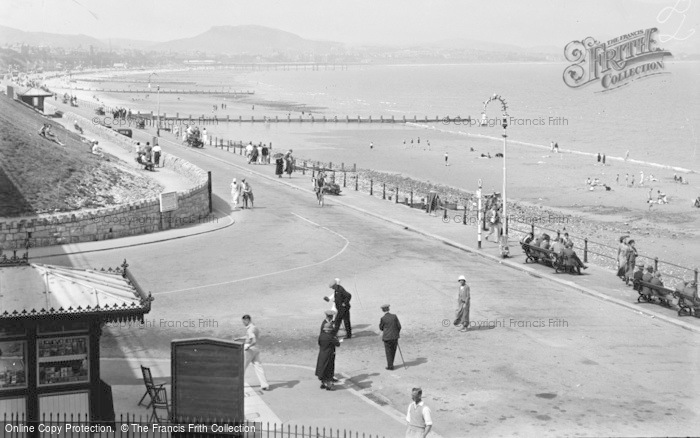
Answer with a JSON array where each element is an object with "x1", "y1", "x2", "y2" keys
[
  {"x1": 332, "y1": 171, "x2": 336, "y2": 184},
  {"x1": 353, "y1": 163, "x2": 356, "y2": 172},
  {"x1": 343, "y1": 171, "x2": 346, "y2": 188},
  {"x1": 531, "y1": 222, "x2": 535, "y2": 236},
  {"x1": 410, "y1": 190, "x2": 413, "y2": 206},
  {"x1": 584, "y1": 238, "x2": 588, "y2": 263},
  {"x1": 302, "y1": 161, "x2": 306, "y2": 175},
  {"x1": 463, "y1": 204, "x2": 467, "y2": 225},
  {"x1": 382, "y1": 183, "x2": 386, "y2": 200},
  {"x1": 355, "y1": 175, "x2": 358, "y2": 191},
  {"x1": 370, "y1": 180, "x2": 373, "y2": 196},
  {"x1": 654, "y1": 257, "x2": 658, "y2": 272},
  {"x1": 395, "y1": 187, "x2": 398, "y2": 203},
  {"x1": 695, "y1": 269, "x2": 698, "y2": 285},
  {"x1": 443, "y1": 207, "x2": 448, "y2": 221}
]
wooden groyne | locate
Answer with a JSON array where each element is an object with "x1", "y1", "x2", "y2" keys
[
  {"x1": 72, "y1": 87, "x2": 254, "y2": 95},
  {"x1": 77, "y1": 79, "x2": 198, "y2": 84},
  {"x1": 132, "y1": 112, "x2": 446, "y2": 124}
]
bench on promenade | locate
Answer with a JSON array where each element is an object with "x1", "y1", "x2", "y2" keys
[
  {"x1": 674, "y1": 286, "x2": 700, "y2": 317},
  {"x1": 522, "y1": 243, "x2": 557, "y2": 268},
  {"x1": 634, "y1": 279, "x2": 675, "y2": 308}
]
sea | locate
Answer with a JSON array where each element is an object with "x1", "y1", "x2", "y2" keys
[{"x1": 92, "y1": 62, "x2": 700, "y2": 172}]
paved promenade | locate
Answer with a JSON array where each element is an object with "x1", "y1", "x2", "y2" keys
[{"x1": 30, "y1": 105, "x2": 700, "y2": 437}]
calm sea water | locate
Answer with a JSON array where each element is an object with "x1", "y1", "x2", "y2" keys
[{"x1": 102, "y1": 63, "x2": 700, "y2": 170}]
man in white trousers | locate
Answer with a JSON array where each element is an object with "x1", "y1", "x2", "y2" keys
[{"x1": 235, "y1": 315, "x2": 270, "y2": 391}]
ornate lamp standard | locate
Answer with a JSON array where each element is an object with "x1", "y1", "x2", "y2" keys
[{"x1": 482, "y1": 94, "x2": 509, "y2": 256}]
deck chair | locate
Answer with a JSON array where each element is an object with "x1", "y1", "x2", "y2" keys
[
  {"x1": 148, "y1": 387, "x2": 171, "y2": 423},
  {"x1": 138, "y1": 365, "x2": 166, "y2": 409}
]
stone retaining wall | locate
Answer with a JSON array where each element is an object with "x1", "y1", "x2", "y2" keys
[{"x1": 0, "y1": 113, "x2": 211, "y2": 249}]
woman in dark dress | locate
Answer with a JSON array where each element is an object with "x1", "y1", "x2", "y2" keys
[
  {"x1": 284, "y1": 149, "x2": 294, "y2": 178},
  {"x1": 624, "y1": 239, "x2": 638, "y2": 285},
  {"x1": 275, "y1": 157, "x2": 284, "y2": 177},
  {"x1": 315, "y1": 311, "x2": 341, "y2": 390}
]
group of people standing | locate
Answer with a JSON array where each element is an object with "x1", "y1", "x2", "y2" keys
[
  {"x1": 230, "y1": 177, "x2": 254, "y2": 209},
  {"x1": 275, "y1": 149, "x2": 294, "y2": 178},
  {"x1": 617, "y1": 236, "x2": 638, "y2": 285},
  {"x1": 246, "y1": 142, "x2": 271, "y2": 164}
]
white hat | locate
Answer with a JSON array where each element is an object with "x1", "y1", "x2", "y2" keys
[{"x1": 458, "y1": 275, "x2": 466, "y2": 282}]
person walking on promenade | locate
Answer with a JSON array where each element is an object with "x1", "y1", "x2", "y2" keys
[
  {"x1": 275, "y1": 155, "x2": 284, "y2": 178},
  {"x1": 624, "y1": 240, "x2": 638, "y2": 285},
  {"x1": 152, "y1": 143, "x2": 162, "y2": 167},
  {"x1": 241, "y1": 179, "x2": 254, "y2": 209},
  {"x1": 327, "y1": 278, "x2": 352, "y2": 338},
  {"x1": 284, "y1": 149, "x2": 294, "y2": 178},
  {"x1": 379, "y1": 304, "x2": 402, "y2": 370},
  {"x1": 405, "y1": 388, "x2": 433, "y2": 438},
  {"x1": 454, "y1": 275, "x2": 471, "y2": 332},
  {"x1": 234, "y1": 315, "x2": 269, "y2": 391},
  {"x1": 230, "y1": 178, "x2": 242, "y2": 210},
  {"x1": 486, "y1": 205, "x2": 501, "y2": 243},
  {"x1": 616, "y1": 236, "x2": 630, "y2": 280},
  {"x1": 316, "y1": 310, "x2": 342, "y2": 391}
]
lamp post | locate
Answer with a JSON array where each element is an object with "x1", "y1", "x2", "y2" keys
[
  {"x1": 149, "y1": 72, "x2": 160, "y2": 135},
  {"x1": 482, "y1": 94, "x2": 509, "y2": 256}
]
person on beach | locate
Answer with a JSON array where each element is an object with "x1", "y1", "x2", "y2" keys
[
  {"x1": 597, "y1": 153, "x2": 601, "y2": 163},
  {"x1": 550, "y1": 141, "x2": 554, "y2": 152},
  {"x1": 370, "y1": 141, "x2": 374, "y2": 149},
  {"x1": 639, "y1": 171, "x2": 644, "y2": 186},
  {"x1": 631, "y1": 175, "x2": 635, "y2": 186},
  {"x1": 616, "y1": 174, "x2": 619, "y2": 184},
  {"x1": 554, "y1": 142, "x2": 559, "y2": 152},
  {"x1": 625, "y1": 150, "x2": 630, "y2": 161},
  {"x1": 444, "y1": 152, "x2": 449, "y2": 166},
  {"x1": 454, "y1": 275, "x2": 470, "y2": 332},
  {"x1": 603, "y1": 154, "x2": 606, "y2": 164}
]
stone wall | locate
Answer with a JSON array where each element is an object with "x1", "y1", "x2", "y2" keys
[{"x1": 0, "y1": 113, "x2": 211, "y2": 249}]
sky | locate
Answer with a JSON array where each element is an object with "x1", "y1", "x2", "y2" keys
[{"x1": 1, "y1": 0, "x2": 698, "y2": 51}]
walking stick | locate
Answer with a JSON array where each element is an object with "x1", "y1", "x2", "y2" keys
[
  {"x1": 353, "y1": 277, "x2": 364, "y2": 309},
  {"x1": 397, "y1": 341, "x2": 408, "y2": 370}
]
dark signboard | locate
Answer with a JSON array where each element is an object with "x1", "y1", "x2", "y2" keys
[{"x1": 171, "y1": 338, "x2": 244, "y2": 421}]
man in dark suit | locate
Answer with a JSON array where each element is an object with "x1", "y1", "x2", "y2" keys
[
  {"x1": 328, "y1": 278, "x2": 352, "y2": 338},
  {"x1": 562, "y1": 243, "x2": 587, "y2": 274},
  {"x1": 379, "y1": 304, "x2": 402, "y2": 370}
]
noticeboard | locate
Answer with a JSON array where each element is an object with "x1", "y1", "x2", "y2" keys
[
  {"x1": 160, "y1": 191, "x2": 178, "y2": 213},
  {"x1": 171, "y1": 338, "x2": 244, "y2": 421}
]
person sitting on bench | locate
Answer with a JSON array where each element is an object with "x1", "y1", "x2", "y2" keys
[
  {"x1": 562, "y1": 242, "x2": 587, "y2": 273},
  {"x1": 136, "y1": 152, "x2": 154, "y2": 171}
]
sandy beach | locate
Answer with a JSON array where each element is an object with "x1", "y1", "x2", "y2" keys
[{"x1": 47, "y1": 71, "x2": 700, "y2": 281}]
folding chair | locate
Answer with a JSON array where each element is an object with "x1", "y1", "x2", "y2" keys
[
  {"x1": 149, "y1": 387, "x2": 171, "y2": 423},
  {"x1": 138, "y1": 365, "x2": 166, "y2": 409}
]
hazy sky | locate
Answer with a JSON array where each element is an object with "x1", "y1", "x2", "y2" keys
[{"x1": 1, "y1": 0, "x2": 698, "y2": 50}]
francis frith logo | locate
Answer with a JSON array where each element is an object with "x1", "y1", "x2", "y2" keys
[{"x1": 563, "y1": 27, "x2": 673, "y2": 92}]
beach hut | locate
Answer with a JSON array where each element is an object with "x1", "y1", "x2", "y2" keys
[{"x1": 0, "y1": 253, "x2": 153, "y2": 424}]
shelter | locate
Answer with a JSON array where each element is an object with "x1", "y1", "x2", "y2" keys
[
  {"x1": 0, "y1": 251, "x2": 153, "y2": 424},
  {"x1": 13, "y1": 86, "x2": 53, "y2": 111}
]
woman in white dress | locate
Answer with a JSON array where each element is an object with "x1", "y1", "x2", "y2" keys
[{"x1": 230, "y1": 178, "x2": 241, "y2": 209}]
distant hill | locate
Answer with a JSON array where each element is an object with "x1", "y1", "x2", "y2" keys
[
  {"x1": 0, "y1": 25, "x2": 105, "y2": 49},
  {"x1": 151, "y1": 25, "x2": 343, "y2": 55}
]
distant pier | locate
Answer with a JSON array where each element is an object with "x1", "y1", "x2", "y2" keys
[{"x1": 132, "y1": 111, "x2": 447, "y2": 124}]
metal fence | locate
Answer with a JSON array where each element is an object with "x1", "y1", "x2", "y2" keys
[{"x1": 1, "y1": 414, "x2": 385, "y2": 438}]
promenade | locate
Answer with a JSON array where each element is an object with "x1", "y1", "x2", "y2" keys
[{"x1": 28, "y1": 100, "x2": 700, "y2": 437}]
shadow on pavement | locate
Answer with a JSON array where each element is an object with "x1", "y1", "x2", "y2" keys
[
  {"x1": 402, "y1": 357, "x2": 428, "y2": 369},
  {"x1": 268, "y1": 380, "x2": 300, "y2": 390}
]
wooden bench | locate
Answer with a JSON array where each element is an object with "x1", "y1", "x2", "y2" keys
[
  {"x1": 634, "y1": 279, "x2": 675, "y2": 308},
  {"x1": 674, "y1": 286, "x2": 699, "y2": 317},
  {"x1": 522, "y1": 243, "x2": 557, "y2": 269}
]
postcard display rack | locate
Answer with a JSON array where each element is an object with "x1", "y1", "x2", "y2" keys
[{"x1": 0, "y1": 321, "x2": 95, "y2": 419}]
